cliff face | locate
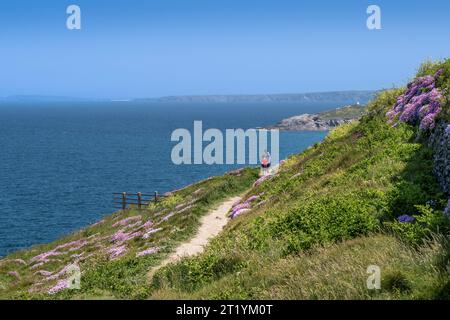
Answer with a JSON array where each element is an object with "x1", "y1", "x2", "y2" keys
[{"x1": 429, "y1": 121, "x2": 450, "y2": 193}]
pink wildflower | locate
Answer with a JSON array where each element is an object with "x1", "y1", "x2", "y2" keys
[
  {"x1": 30, "y1": 250, "x2": 62, "y2": 263},
  {"x1": 162, "y1": 212, "x2": 176, "y2": 221},
  {"x1": 142, "y1": 228, "x2": 163, "y2": 239},
  {"x1": 111, "y1": 230, "x2": 142, "y2": 243},
  {"x1": 34, "y1": 270, "x2": 53, "y2": 277},
  {"x1": 54, "y1": 239, "x2": 87, "y2": 252},
  {"x1": 48, "y1": 279, "x2": 68, "y2": 295},
  {"x1": 12, "y1": 259, "x2": 27, "y2": 265},
  {"x1": 45, "y1": 264, "x2": 72, "y2": 281},
  {"x1": 136, "y1": 247, "x2": 159, "y2": 257},
  {"x1": 8, "y1": 271, "x2": 20, "y2": 279},
  {"x1": 30, "y1": 262, "x2": 45, "y2": 270}
]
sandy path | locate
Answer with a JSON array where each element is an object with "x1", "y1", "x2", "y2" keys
[{"x1": 147, "y1": 196, "x2": 241, "y2": 279}]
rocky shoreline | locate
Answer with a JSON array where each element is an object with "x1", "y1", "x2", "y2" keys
[
  {"x1": 267, "y1": 113, "x2": 355, "y2": 131},
  {"x1": 267, "y1": 104, "x2": 365, "y2": 131}
]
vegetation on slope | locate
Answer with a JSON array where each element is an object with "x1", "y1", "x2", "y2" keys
[
  {"x1": 1, "y1": 60, "x2": 450, "y2": 300},
  {"x1": 319, "y1": 104, "x2": 366, "y2": 120},
  {"x1": 150, "y1": 60, "x2": 450, "y2": 300}
]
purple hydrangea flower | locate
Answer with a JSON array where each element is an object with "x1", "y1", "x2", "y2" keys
[
  {"x1": 444, "y1": 199, "x2": 450, "y2": 219},
  {"x1": 386, "y1": 71, "x2": 443, "y2": 131},
  {"x1": 445, "y1": 124, "x2": 450, "y2": 136}
]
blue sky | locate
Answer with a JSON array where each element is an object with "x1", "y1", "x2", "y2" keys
[{"x1": 0, "y1": 0, "x2": 449, "y2": 99}]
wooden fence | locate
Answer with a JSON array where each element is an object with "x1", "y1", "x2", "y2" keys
[{"x1": 113, "y1": 191, "x2": 166, "y2": 210}]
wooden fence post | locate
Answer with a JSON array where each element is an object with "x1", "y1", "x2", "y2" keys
[
  {"x1": 137, "y1": 192, "x2": 142, "y2": 209},
  {"x1": 122, "y1": 192, "x2": 126, "y2": 210},
  {"x1": 154, "y1": 191, "x2": 158, "y2": 203}
]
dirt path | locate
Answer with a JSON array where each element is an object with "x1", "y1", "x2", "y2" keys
[{"x1": 147, "y1": 196, "x2": 241, "y2": 279}]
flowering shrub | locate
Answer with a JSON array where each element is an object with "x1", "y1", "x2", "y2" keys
[{"x1": 386, "y1": 69, "x2": 444, "y2": 131}]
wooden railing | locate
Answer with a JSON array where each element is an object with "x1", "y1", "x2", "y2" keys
[{"x1": 113, "y1": 191, "x2": 166, "y2": 210}]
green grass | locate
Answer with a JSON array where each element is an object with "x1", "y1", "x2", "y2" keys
[
  {"x1": 0, "y1": 168, "x2": 258, "y2": 299},
  {"x1": 151, "y1": 234, "x2": 450, "y2": 300}
]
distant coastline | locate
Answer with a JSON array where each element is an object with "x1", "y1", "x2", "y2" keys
[
  {"x1": 0, "y1": 90, "x2": 377, "y2": 105},
  {"x1": 136, "y1": 90, "x2": 377, "y2": 104}
]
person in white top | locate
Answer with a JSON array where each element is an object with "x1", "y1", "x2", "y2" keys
[{"x1": 261, "y1": 150, "x2": 271, "y2": 176}]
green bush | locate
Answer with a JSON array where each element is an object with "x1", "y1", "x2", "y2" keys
[{"x1": 385, "y1": 205, "x2": 450, "y2": 246}]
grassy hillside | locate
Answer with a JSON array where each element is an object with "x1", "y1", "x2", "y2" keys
[
  {"x1": 1, "y1": 60, "x2": 450, "y2": 300},
  {"x1": 319, "y1": 104, "x2": 366, "y2": 120},
  {"x1": 150, "y1": 60, "x2": 450, "y2": 300},
  {"x1": 0, "y1": 169, "x2": 258, "y2": 299}
]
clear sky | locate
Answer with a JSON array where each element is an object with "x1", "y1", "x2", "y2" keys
[{"x1": 0, "y1": 0, "x2": 449, "y2": 99}]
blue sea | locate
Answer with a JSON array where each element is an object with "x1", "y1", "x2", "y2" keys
[{"x1": 0, "y1": 101, "x2": 334, "y2": 256}]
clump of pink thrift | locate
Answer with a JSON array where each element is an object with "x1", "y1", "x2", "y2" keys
[
  {"x1": 12, "y1": 259, "x2": 27, "y2": 265},
  {"x1": 253, "y1": 174, "x2": 274, "y2": 187},
  {"x1": 112, "y1": 215, "x2": 142, "y2": 228},
  {"x1": 54, "y1": 239, "x2": 88, "y2": 252},
  {"x1": 30, "y1": 250, "x2": 62, "y2": 263},
  {"x1": 229, "y1": 193, "x2": 264, "y2": 219},
  {"x1": 8, "y1": 271, "x2": 20, "y2": 279},
  {"x1": 45, "y1": 264, "x2": 73, "y2": 281},
  {"x1": 108, "y1": 245, "x2": 127, "y2": 259},
  {"x1": 142, "y1": 220, "x2": 153, "y2": 229},
  {"x1": 162, "y1": 212, "x2": 176, "y2": 221},
  {"x1": 142, "y1": 228, "x2": 163, "y2": 239},
  {"x1": 34, "y1": 270, "x2": 53, "y2": 277},
  {"x1": 111, "y1": 230, "x2": 143, "y2": 243},
  {"x1": 30, "y1": 262, "x2": 45, "y2": 270}
]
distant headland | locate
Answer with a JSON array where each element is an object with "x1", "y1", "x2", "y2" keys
[{"x1": 0, "y1": 90, "x2": 377, "y2": 105}]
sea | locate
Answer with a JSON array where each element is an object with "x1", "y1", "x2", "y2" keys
[{"x1": 0, "y1": 101, "x2": 337, "y2": 256}]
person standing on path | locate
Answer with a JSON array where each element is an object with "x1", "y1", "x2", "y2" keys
[{"x1": 261, "y1": 150, "x2": 271, "y2": 176}]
